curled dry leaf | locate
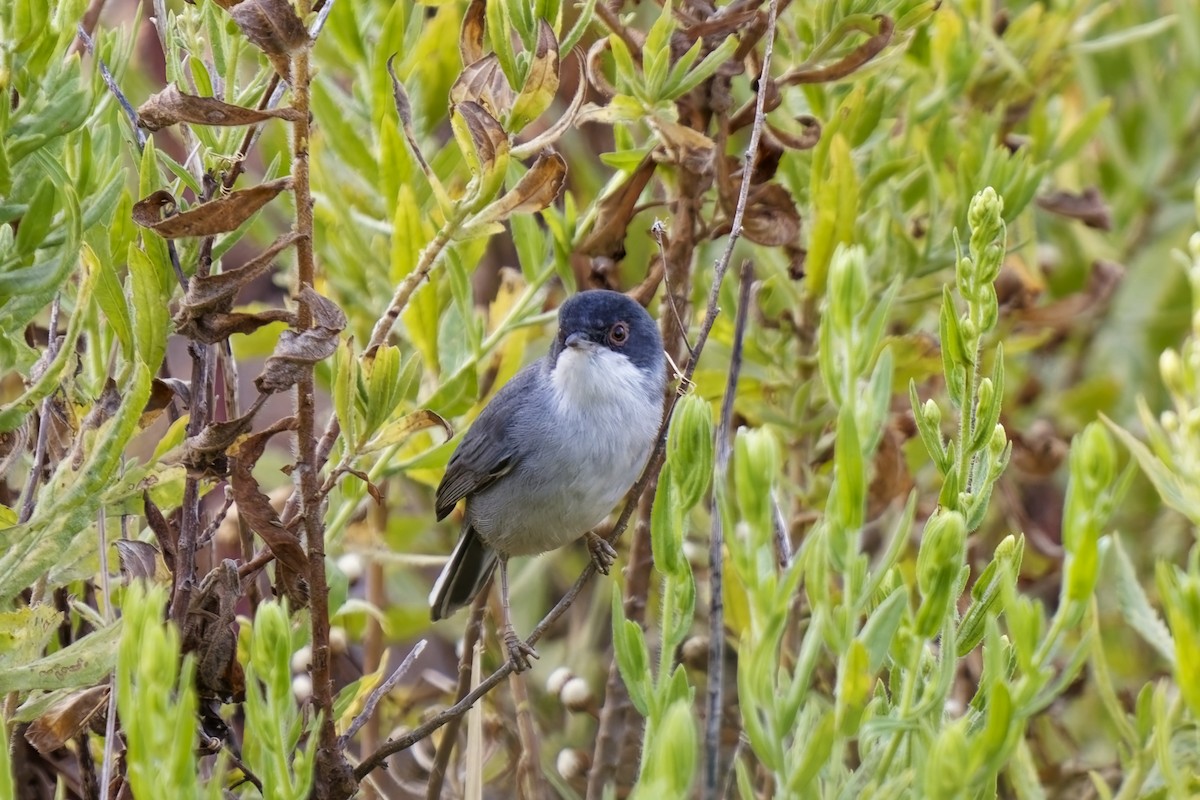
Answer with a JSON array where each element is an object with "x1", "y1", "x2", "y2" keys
[
  {"x1": 229, "y1": 418, "x2": 309, "y2": 609},
  {"x1": 182, "y1": 560, "x2": 244, "y2": 701},
  {"x1": 740, "y1": 183, "x2": 803, "y2": 248},
  {"x1": 230, "y1": 0, "x2": 308, "y2": 78},
  {"x1": 513, "y1": 49, "x2": 586, "y2": 159},
  {"x1": 510, "y1": 21, "x2": 560, "y2": 130},
  {"x1": 460, "y1": 0, "x2": 486, "y2": 67},
  {"x1": 650, "y1": 118, "x2": 717, "y2": 176},
  {"x1": 138, "y1": 83, "x2": 304, "y2": 131},
  {"x1": 767, "y1": 117, "x2": 822, "y2": 151},
  {"x1": 1015, "y1": 259, "x2": 1124, "y2": 333},
  {"x1": 577, "y1": 154, "x2": 657, "y2": 262},
  {"x1": 139, "y1": 377, "x2": 188, "y2": 430},
  {"x1": 143, "y1": 492, "x2": 178, "y2": 574},
  {"x1": 451, "y1": 55, "x2": 517, "y2": 123},
  {"x1": 114, "y1": 540, "x2": 161, "y2": 582},
  {"x1": 781, "y1": 14, "x2": 894, "y2": 85},
  {"x1": 454, "y1": 101, "x2": 509, "y2": 176},
  {"x1": 182, "y1": 409, "x2": 260, "y2": 478},
  {"x1": 254, "y1": 288, "x2": 346, "y2": 394},
  {"x1": 25, "y1": 685, "x2": 109, "y2": 755},
  {"x1": 132, "y1": 178, "x2": 292, "y2": 239},
  {"x1": 585, "y1": 38, "x2": 617, "y2": 99},
  {"x1": 174, "y1": 232, "x2": 303, "y2": 341},
  {"x1": 1035, "y1": 187, "x2": 1112, "y2": 231},
  {"x1": 475, "y1": 151, "x2": 567, "y2": 225},
  {"x1": 362, "y1": 408, "x2": 453, "y2": 454}
]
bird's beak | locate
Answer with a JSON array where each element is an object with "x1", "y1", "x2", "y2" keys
[{"x1": 565, "y1": 332, "x2": 595, "y2": 350}]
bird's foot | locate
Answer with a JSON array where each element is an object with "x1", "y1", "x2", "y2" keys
[
  {"x1": 503, "y1": 626, "x2": 538, "y2": 673},
  {"x1": 585, "y1": 532, "x2": 618, "y2": 575}
]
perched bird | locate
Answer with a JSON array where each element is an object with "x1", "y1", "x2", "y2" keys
[{"x1": 429, "y1": 289, "x2": 667, "y2": 670}]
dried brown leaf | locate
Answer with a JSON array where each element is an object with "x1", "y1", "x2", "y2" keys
[
  {"x1": 740, "y1": 183, "x2": 802, "y2": 247},
  {"x1": 138, "y1": 83, "x2": 304, "y2": 131},
  {"x1": 460, "y1": 0, "x2": 486, "y2": 67},
  {"x1": 179, "y1": 232, "x2": 304, "y2": 317},
  {"x1": 133, "y1": 178, "x2": 292, "y2": 239},
  {"x1": 451, "y1": 55, "x2": 516, "y2": 122},
  {"x1": 1036, "y1": 187, "x2": 1112, "y2": 231},
  {"x1": 577, "y1": 155, "x2": 657, "y2": 262},
  {"x1": 510, "y1": 21, "x2": 560, "y2": 129},
  {"x1": 176, "y1": 309, "x2": 296, "y2": 345},
  {"x1": 386, "y1": 54, "x2": 414, "y2": 130},
  {"x1": 513, "y1": 50, "x2": 586, "y2": 159},
  {"x1": 456, "y1": 101, "x2": 508, "y2": 175},
  {"x1": 231, "y1": 0, "x2": 307, "y2": 78},
  {"x1": 767, "y1": 117, "x2": 821, "y2": 151},
  {"x1": 650, "y1": 118, "x2": 716, "y2": 175},
  {"x1": 114, "y1": 540, "x2": 161, "y2": 581},
  {"x1": 300, "y1": 285, "x2": 347, "y2": 331},
  {"x1": 476, "y1": 151, "x2": 567, "y2": 224},
  {"x1": 182, "y1": 409, "x2": 260, "y2": 478},
  {"x1": 25, "y1": 686, "x2": 109, "y2": 754},
  {"x1": 229, "y1": 417, "x2": 309, "y2": 580},
  {"x1": 143, "y1": 492, "x2": 178, "y2": 574},
  {"x1": 253, "y1": 291, "x2": 346, "y2": 394},
  {"x1": 781, "y1": 14, "x2": 894, "y2": 85},
  {"x1": 182, "y1": 561, "x2": 243, "y2": 701}
]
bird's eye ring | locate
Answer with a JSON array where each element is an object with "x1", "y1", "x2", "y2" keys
[{"x1": 608, "y1": 321, "x2": 630, "y2": 346}]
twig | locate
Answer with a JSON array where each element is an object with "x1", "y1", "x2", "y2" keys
[
  {"x1": 339, "y1": 640, "x2": 428, "y2": 747},
  {"x1": 76, "y1": 26, "x2": 146, "y2": 150},
  {"x1": 18, "y1": 296, "x2": 62, "y2": 524},
  {"x1": 704, "y1": 260, "x2": 753, "y2": 798},
  {"x1": 426, "y1": 590, "x2": 489, "y2": 799},
  {"x1": 508, "y1": 666, "x2": 544, "y2": 798},
  {"x1": 651, "y1": 219, "x2": 693, "y2": 357}
]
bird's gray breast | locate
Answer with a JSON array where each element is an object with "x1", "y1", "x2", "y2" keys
[{"x1": 466, "y1": 350, "x2": 663, "y2": 556}]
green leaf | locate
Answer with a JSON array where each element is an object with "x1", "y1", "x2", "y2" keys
[
  {"x1": 0, "y1": 621, "x2": 121, "y2": 693},
  {"x1": 128, "y1": 244, "x2": 170, "y2": 368},
  {"x1": 1109, "y1": 535, "x2": 1175, "y2": 665},
  {"x1": 611, "y1": 586, "x2": 652, "y2": 717},
  {"x1": 859, "y1": 586, "x2": 907, "y2": 671}
]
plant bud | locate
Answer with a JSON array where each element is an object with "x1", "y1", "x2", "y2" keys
[
  {"x1": 734, "y1": 428, "x2": 780, "y2": 531},
  {"x1": 915, "y1": 511, "x2": 966, "y2": 638},
  {"x1": 291, "y1": 644, "x2": 312, "y2": 675},
  {"x1": 546, "y1": 666, "x2": 574, "y2": 696},
  {"x1": 560, "y1": 677, "x2": 595, "y2": 713},
  {"x1": 1160, "y1": 349, "x2": 1184, "y2": 394},
  {"x1": 988, "y1": 423, "x2": 1008, "y2": 460},
  {"x1": 668, "y1": 392, "x2": 715, "y2": 509},
  {"x1": 292, "y1": 674, "x2": 313, "y2": 702},
  {"x1": 556, "y1": 749, "x2": 590, "y2": 781},
  {"x1": 922, "y1": 398, "x2": 941, "y2": 428}
]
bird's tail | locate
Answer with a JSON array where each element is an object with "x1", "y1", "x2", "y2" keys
[{"x1": 429, "y1": 526, "x2": 498, "y2": 621}]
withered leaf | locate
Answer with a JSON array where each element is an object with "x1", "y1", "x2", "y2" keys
[
  {"x1": 25, "y1": 686, "x2": 109, "y2": 755},
  {"x1": 460, "y1": 0, "x2": 486, "y2": 67},
  {"x1": 143, "y1": 492, "x2": 177, "y2": 574},
  {"x1": 182, "y1": 409, "x2": 260, "y2": 478},
  {"x1": 114, "y1": 540, "x2": 161, "y2": 581},
  {"x1": 739, "y1": 183, "x2": 802, "y2": 247},
  {"x1": 767, "y1": 117, "x2": 822, "y2": 151},
  {"x1": 299, "y1": 285, "x2": 347, "y2": 331},
  {"x1": 173, "y1": 232, "x2": 303, "y2": 344},
  {"x1": 476, "y1": 151, "x2": 566, "y2": 224},
  {"x1": 577, "y1": 154, "x2": 657, "y2": 262},
  {"x1": 138, "y1": 83, "x2": 304, "y2": 131},
  {"x1": 345, "y1": 468, "x2": 383, "y2": 504},
  {"x1": 229, "y1": 416, "x2": 309, "y2": 579},
  {"x1": 781, "y1": 14, "x2": 894, "y2": 85},
  {"x1": 455, "y1": 101, "x2": 508, "y2": 175},
  {"x1": 513, "y1": 51, "x2": 586, "y2": 159},
  {"x1": 509, "y1": 21, "x2": 560, "y2": 129},
  {"x1": 1036, "y1": 187, "x2": 1112, "y2": 231},
  {"x1": 231, "y1": 0, "x2": 308, "y2": 78},
  {"x1": 254, "y1": 290, "x2": 346, "y2": 395},
  {"x1": 176, "y1": 309, "x2": 296, "y2": 345},
  {"x1": 182, "y1": 560, "x2": 243, "y2": 701},
  {"x1": 139, "y1": 378, "x2": 185, "y2": 430},
  {"x1": 386, "y1": 55, "x2": 414, "y2": 130},
  {"x1": 132, "y1": 178, "x2": 292, "y2": 239},
  {"x1": 451, "y1": 55, "x2": 516, "y2": 123}
]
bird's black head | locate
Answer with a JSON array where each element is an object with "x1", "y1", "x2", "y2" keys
[{"x1": 550, "y1": 289, "x2": 665, "y2": 375}]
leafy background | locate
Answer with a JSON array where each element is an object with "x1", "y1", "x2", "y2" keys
[{"x1": 2, "y1": 0, "x2": 1200, "y2": 798}]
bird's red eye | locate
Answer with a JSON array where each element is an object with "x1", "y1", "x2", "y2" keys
[{"x1": 608, "y1": 321, "x2": 629, "y2": 346}]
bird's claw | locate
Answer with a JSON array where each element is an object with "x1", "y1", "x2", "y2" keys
[
  {"x1": 504, "y1": 627, "x2": 538, "y2": 673},
  {"x1": 586, "y1": 532, "x2": 618, "y2": 575}
]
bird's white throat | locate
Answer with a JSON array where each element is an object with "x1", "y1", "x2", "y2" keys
[{"x1": 550, "y1": 346, "x2": 652, "y2": 415}]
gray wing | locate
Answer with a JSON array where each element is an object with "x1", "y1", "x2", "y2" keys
[{"x1": 434, "y1": 366, "x2": 540, "y2": 520}]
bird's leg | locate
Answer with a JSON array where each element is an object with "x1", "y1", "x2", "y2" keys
[
  {"x1": 585, "y1": 531, "x2": 618, "y2": 575},
  {"x1": 498, "y1": 555, "x2": 538, "y2": 672}
]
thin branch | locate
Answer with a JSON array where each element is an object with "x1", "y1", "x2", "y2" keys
[
  {"x1": 18, "y1": 296, "x2": 62, "y2": 524},
  {"x1": 75, "y1": 26, "x2": 146, "y2": 150},
  {"x1": 426, "y1": 590, "x2": 489, "y2": 799},
  {"x1": 703, "y1": 259, "x2": 753, "y2": 798},
  {"x1": 339, "y1": 640, "x2": 428, "y2": 747}
]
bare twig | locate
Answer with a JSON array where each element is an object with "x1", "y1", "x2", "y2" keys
[
  {"x1": 508, "y1": 667, "x2": 544, "y2": 798},
  {"x1": 339, "y1": 640, "x2": 428, "y2": 747},
  {"x1": 18, "y1": 296, "x2": 62, "y2": 524},
  {"x1": 704, "y1": 260, "x2": 753, "y2": 798},
  {"x1": 426, "y1": 590, "x2": 489, "y2": 799},
  {"x1": 75, "y1": 26, "x2": 146, "y2": 150}
]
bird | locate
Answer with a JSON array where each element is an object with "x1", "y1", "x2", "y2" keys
[{"x1": 429, "y1": 289, "x2": 667, "y2": 671}]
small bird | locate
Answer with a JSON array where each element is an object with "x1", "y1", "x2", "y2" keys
[{"x1": 429, "y1": 289, "x2": 667, "y2": 671}]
